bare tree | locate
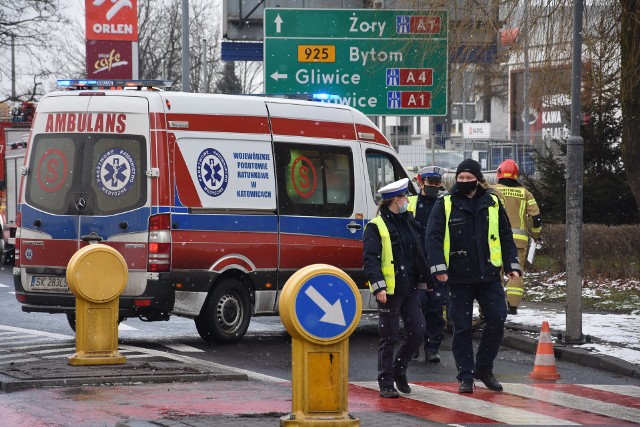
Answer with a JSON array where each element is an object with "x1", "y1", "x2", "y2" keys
[
  {"x1": 138, "y1": 0, "x2": 222, "y2": 92},
  {"x1": 235, "y1": 61, "x2": 263, "y2": 94},
  {"x1": 0, "y1": 0, "x2": 68, "y2": 102},
  {"x1": 620, "y1": 0, "x2": 640, "y2": 213}
]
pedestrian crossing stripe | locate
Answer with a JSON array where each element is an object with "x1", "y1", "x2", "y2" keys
[
  {"x1": 352, "y1": 381, "x2": 640, "y2": 426},
  {"x1": 161, "y1": 343, "x2": 205, "y2": 353},
  {"x1": 0, "y1": 283, "x2": 10, "y2": 288},
  {"x1": 582, "y1": 383, "x2": 640, "y2": 398}
]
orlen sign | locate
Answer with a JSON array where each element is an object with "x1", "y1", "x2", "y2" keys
[
  {"x1": 86, "y1": 0, "x2": 138, "y2": 41},
  {"x1": 463, "y1": 123, "x2": 492, "y2": 139}
]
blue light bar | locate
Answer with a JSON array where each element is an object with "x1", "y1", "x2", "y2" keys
[
  {"x1": 312, "y1": 93, "x2": 341, "y2": 101},
  {"x1": 57, "y1": 79, "x2": 173, "y2": 89}
]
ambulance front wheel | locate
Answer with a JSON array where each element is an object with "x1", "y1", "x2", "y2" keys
[{"x1": 195, "y1": 278, "x2": 251, "y2": 344}]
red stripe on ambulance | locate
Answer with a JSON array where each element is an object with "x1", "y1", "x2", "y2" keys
[
  {"x1": 271, "y1": 117, "x2": 356, "y2": 140},
  {"x1": 171, "y1": 231, "x2": 277, "y2": 270},
  {"x1": 165, "y1": 113, "x2": 270, "y2": 134}
]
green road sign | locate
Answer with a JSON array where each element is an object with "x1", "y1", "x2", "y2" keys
[{"x1": 264, "y1": 9, "x2": 448, "y2": 116}]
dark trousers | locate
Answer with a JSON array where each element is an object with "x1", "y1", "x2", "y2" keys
[
  {"x1": 377, "y1": 288, "x2": 425, "y2": 388},
  {"x1": 418, "y1": 286, "x2": 449, "y2": 354},
  {"x1": 447, "y1": 281, "x2": 507, "y2": 382}
]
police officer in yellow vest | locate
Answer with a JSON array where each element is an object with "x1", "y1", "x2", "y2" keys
[
  {"x1": 408, "y1": 166, "x2": 449, "y2": 363},
  {"x1": 494, "y1": 159, "x2": 541, "y2": 315},
  {"x1": 363, "y1": 178, "x2": 429, "y2": 399},
  {"x1": 426, "y1": 159, "x2": 521, "y2": 394}
]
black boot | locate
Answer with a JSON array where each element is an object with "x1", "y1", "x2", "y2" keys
[
  {"x1": 458, "y1": 379, "x2": 474, "y2": 393},
  {"x1": 394, "y1": 375, "x2": 411, "y2": 394},
  {"x1": 474, "y1": 370, "x2": 503, "y2": 392},
  {"x1": 379, "y1": 386, "x2": 399, "y2": 398}
]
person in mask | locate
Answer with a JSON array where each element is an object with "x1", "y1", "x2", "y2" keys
[
  {"x1": 425, "y1": 159, "x2": 521, "y2": 394},
  {"x1": 407, "y1": 166, "x2": 449, "y2": 363},
  {"x1": 363, "y1": 177, "x2": 429, "y2": 398}
]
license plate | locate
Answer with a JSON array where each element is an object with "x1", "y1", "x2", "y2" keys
[{"x1": 30, "y1": 276, "x2": 69, "y2": 291}]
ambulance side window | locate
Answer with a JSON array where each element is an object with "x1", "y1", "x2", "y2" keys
[
  {"x1": 366, "y1": 150, "x2": 410, "y2": 204},
  {"x1": 275, "y1": 143, "x2": 354, "y2": 217}
]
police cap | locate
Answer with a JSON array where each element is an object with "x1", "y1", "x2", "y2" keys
[
  {"x1": 418, "y1": 166, "x2": 444, "y2": 181},
  {"x1": 378, "y1": 178, "x2": 410, "y2": 200}
]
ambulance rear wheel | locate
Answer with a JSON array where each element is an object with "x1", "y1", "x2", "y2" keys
[
  {"x1": 195, "y1": 278, "x2": 251, "y2": 344},
  {"x1": 67, "y1": 312, "x2": 77, "y2": 332}
]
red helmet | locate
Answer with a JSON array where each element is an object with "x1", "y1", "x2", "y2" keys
[{"x1": 497, "y1": 159, "x2": 519, "y2": 179}]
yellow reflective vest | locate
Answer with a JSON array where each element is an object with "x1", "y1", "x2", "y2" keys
[
  {"x1": 442, "y1": 194, "x2": 503, "y2": 268},
  {"x1": 366, "y1": 216, "x2": 396, "y2": 294},
  {"x1": 407, "y1": 195, "x2": 418, "y2": 215}
]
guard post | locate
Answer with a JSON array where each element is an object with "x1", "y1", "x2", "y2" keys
[
  {"x1": 67, "y1": 244, "x2": 128, "y2": 366},
  {"x1": 279, "y1": 264, "x2": 362, "y2": 426}
]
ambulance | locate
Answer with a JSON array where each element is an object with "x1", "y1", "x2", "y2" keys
[{"x1": 13, "y1": 79, "x2": 414, "y2": 343}]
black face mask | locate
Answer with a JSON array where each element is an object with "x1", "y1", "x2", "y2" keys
[
  {"x1": 457, "y1": 180, "x2": 478, "y2": 195},
  {"x1": 423, "y1": 186, "x2": 440, "y2": 198}
]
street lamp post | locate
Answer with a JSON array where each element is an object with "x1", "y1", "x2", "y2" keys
[{"x1": 565, "y1": 0, "x2": 585, "y2": 344}]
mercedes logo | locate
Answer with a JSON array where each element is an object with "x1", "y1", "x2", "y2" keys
[{"x1": 75, "y1": 196, "x2": 87, "y2": 211}]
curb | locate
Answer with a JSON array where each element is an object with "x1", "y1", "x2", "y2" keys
[{"x1": 503, "y1": 325, "x2": 640, "y2": 379}]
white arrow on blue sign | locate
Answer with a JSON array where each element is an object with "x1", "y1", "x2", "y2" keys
[{"x1": 294, "y1": 273, "x2": 358, "y2": 339}]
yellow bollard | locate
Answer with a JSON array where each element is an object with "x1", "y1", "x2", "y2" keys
[
  {"x1": 279, "y1": 264, "x2": 361, "y2": 426},
  {"x1": 67, "y1": 244, "x2": 128, "y2": 366}
]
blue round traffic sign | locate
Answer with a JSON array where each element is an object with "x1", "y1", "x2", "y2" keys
[
  {"x1": 294, "y1": 274, "x2": 359, "y2": 340},
  {"x1": 279, "y1": 264, "x2": 362, "y2": 344}
]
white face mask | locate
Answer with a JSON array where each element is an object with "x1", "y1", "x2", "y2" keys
[{"x1": 397, "y1": 200, "x2": 409, "y2": 213}]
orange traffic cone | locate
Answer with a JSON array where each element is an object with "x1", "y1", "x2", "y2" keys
[{"x1": 529, "y1": 321, "x2": 561, "y2": 380}]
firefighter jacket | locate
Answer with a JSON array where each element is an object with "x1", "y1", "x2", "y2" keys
[
  {"x1": 425, "y1": 184, "x2": 521, "y2": 286},
  {"x1": 495, "y1": 180, "x2": 541, "y2": 249},
  {"x1": 363, "y1": 205, "x2": 430, "y2": 295}
]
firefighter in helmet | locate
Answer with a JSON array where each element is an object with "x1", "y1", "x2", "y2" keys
[{"x1": 494, "y1": 160, "x2": 541, "y2": 314}]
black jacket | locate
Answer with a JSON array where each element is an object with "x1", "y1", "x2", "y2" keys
[
  {"x1": 425, "y1": 184, "x2": 521, "y2": 285},
  {"x1": 363, "y1": 205, "x2": 430, "y2": 294},
  {"x1": 414, "y1": 192, "x2": 443, "y2": 288}
]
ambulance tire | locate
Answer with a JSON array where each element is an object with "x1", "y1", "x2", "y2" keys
[
  {"x1": 195, "y1": 278, "x2": 251, "y2": 344},
  {"x1": 66, "y1": 312, "x2": 76, "y2": 332}
]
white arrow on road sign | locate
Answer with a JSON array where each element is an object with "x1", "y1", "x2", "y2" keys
[
  {"x1": 274, "y1": 14, "x2": 283, "y2": 33},
  {"x1": 304, "y1": 285, "x2": 346, "y2": 326},
  {"x1": 270, "y1": 71, "x2": 288, "y2": 81}
]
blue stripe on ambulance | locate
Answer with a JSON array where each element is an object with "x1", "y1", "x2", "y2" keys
[
  {"x1": 279, "y1": 216, "x2": 362, "y2": 240},
  {"x1": 19, "y1": 204, "x2": 151, "y2": 240}
]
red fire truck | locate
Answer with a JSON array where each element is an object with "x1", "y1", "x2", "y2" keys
[{"x1": 0, "y1": 102, "x2": 34, "y2": 265}]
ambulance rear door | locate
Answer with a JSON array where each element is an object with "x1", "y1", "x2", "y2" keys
[{"x1": 18, "y1": 93, "x2": 151, "y2": 299}]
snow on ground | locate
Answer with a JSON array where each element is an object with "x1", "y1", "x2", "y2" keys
[{"x1": 510, "y1": 304, "x2": 640, "y2": 366}]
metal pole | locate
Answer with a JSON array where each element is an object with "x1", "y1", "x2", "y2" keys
[
  {"x1": 203, "y1": 39, "x2": 208, "y2": 93},
  {"x1": 522, "y1": 1, "x2": 530, "y2": 145},
  {"x1": 11, "y1": 35, "x2": 16, "y2": 99},
  {"x1": 181, "y1": 0, "x2": 190, "y2": 92},
  {"x1": 565, "y1": 0, "x2": 585, "y2": 344}
]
